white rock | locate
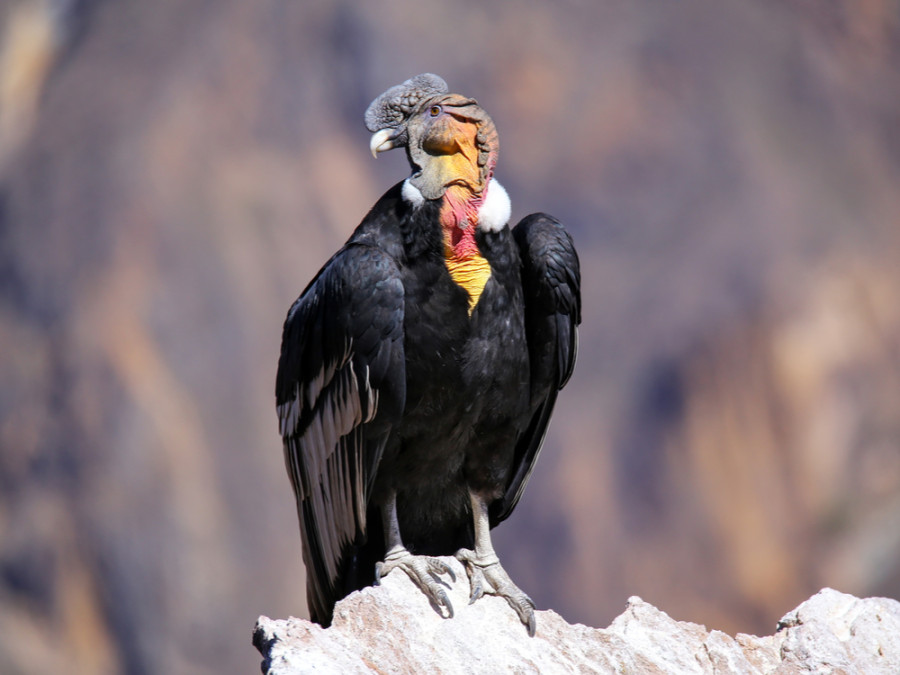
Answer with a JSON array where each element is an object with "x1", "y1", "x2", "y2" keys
[{"x1": 253, "y1": 559, "x2": 900, "y2": 675}]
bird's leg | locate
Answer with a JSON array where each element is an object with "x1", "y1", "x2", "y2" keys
[
  {"x1": 374, "y1": 490, "x2": 456, "y2": 617},
  {"x1": 455, "y1": 491, "x2": 537, "y2": 636}
]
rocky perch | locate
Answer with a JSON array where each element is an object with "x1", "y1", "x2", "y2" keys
[{"x1": 253, "y1": 557, "x2": 900, "y2": 674}]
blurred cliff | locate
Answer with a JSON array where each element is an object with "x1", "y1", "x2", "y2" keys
[{"x1": 1, "y1": 0, "x2": 899, "y2": 673}]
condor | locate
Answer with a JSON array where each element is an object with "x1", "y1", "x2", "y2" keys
[{"x1": 276, "y1": 74, "x2": 581, "y2": 635}]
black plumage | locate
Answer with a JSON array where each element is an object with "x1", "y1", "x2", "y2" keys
[{"x1": 276, "y1": 75, "x2": 581, "y2": 633}]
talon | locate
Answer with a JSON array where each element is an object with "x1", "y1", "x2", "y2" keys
[
  {"x1": 508, "y1": 594, "x2": 535, "y2": 634},
  {"x1": 460, "y1": 493, "x2": 538, "y2": 635},
  {"x1": 456, "y1": 549, "x2": 537, "y2": 635},
  {"x1": 438, "y1": 589, "x2": 454, "y2": 618},
  {"x1": 430, "y1": 558, "x2": 455, "y2": 583},
  {"x1": 469, "y1": 579, "x2": 484, "y2": 604},
  {"x1": 373, "y1": 549, "x2": 456, "y2": 619},
  {"x1": 502, "y1": 591, "x2": 535, "y2": 634}
]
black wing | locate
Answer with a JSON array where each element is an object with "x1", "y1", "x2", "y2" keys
[
  {"x1": 492, "y1": 213, "x2": 581, "y2": 525},
  {"x1": 276, "y1": 243, "x2": 405, "y2": 623}
]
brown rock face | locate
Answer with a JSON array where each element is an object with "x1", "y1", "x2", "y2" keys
[{"x1": 2, "y1": 1, "x2": 900, "y2": 673}]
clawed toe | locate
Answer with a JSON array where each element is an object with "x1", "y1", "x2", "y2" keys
[
  {"x1": 455, "y1": 548, "x2": 537, "y2": 636},
  {"x1": 375, "y1": 549, "x2": 455, "y2": 618},
  {"x1": 429, "y1": 557, "x2": 456, "y2": 583},
  {"x1": 506, "y1": 589, "x2": 537, "y2": 637}
]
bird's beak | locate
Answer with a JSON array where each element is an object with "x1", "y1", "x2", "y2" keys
[{"x1": 370, "y1": 128, "x2": 398, "y2": 158}]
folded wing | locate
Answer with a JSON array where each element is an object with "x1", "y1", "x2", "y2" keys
[
  {"x1": 492, "y1": 213, "x2": 581, "y2": 525},
  {"x1": 275, "y1": 243, "x2": 406, "y2": 622}
]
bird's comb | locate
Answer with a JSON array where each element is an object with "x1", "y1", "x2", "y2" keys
[{"x1": 364, "y1": 73, "x2": 449, "y2": 132}]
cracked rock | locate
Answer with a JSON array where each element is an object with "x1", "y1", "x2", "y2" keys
[{"x1": 253, "y1": 557, "x2": 900, "y2": 674}]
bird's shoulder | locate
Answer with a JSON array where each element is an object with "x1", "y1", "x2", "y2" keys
[
  {"x1": 346, "y1": 181, "x2": 413, "y2": 256},
  {"x1": 513, "y1": 213, "x2": 581, "y2": 319},
  {"x1": 281, "y1": 239, "x2": 405, "y2": 350},
  {"x1": 276, "y1": 210, "x2": 410, "y2": 414},
  {"x1": 284, "y1": 181, "x2": 414, "y2": 317}
]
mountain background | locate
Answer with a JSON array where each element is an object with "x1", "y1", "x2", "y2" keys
[{"x1": 1, "y1": 1, "x2": 899, "y2": 673}]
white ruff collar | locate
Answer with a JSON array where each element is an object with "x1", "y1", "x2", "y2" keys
[{"x1": 401, "y1": 178, "x2": 511, "y2": 234}]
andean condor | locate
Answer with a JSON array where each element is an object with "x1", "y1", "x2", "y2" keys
[{"x1": 275, "y1": 74, "x2": 581, "y2": 635}]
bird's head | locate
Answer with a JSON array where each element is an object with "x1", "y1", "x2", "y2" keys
[{"x1": 365, "y1": 74, "x2": 499, "y2": 201}]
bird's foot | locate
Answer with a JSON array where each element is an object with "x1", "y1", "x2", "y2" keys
[
  {"x1": 455, "y1": 548, "x2": 536, "y2": 636},
  {"x1": 375, "y1": 547, "x2": 457, "y2": 618}
]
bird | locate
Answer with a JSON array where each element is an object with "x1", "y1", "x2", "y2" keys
[{"x1": 275, "y1": 73, "x2": 581, "y2": 636}]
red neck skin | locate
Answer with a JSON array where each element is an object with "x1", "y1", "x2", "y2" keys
[{"x1": 440, "y1": 172, "x2": 494, "y2": 260}]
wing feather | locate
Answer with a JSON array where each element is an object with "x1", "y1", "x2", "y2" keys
[
  {"x1": 276, "y1": 243, "x2": 405, "y2": 623},
  {"x1": 492, "y1": 213, "x2": 581, "y2": 525}
]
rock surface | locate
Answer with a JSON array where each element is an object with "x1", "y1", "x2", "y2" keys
[{"x1": 253, "y1": 558, "x2": 900, "y2": 674}]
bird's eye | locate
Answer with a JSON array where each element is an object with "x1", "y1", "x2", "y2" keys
[{"x1": 429, "y1": 105, "x2": 441, "y2": 117}]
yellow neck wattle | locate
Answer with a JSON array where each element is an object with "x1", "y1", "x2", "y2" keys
[
  {"x1": 443, "y1": 243, "x2": 491, "y2": 315},
  {"x1": 436, "y1": 151, "x2": 494, "y2": 317}
]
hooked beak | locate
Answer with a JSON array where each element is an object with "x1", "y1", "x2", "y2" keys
[{"x1": 369, "y1": 128, "x2": 398, "y2": 158}]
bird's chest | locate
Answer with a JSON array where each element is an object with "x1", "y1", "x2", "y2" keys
[
  {"x1": 402, "y1": 258, "x2": 470, "y2": 391},
  {"x1": 400, "y1": 244, "x2": 529, "y2": 421}
]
